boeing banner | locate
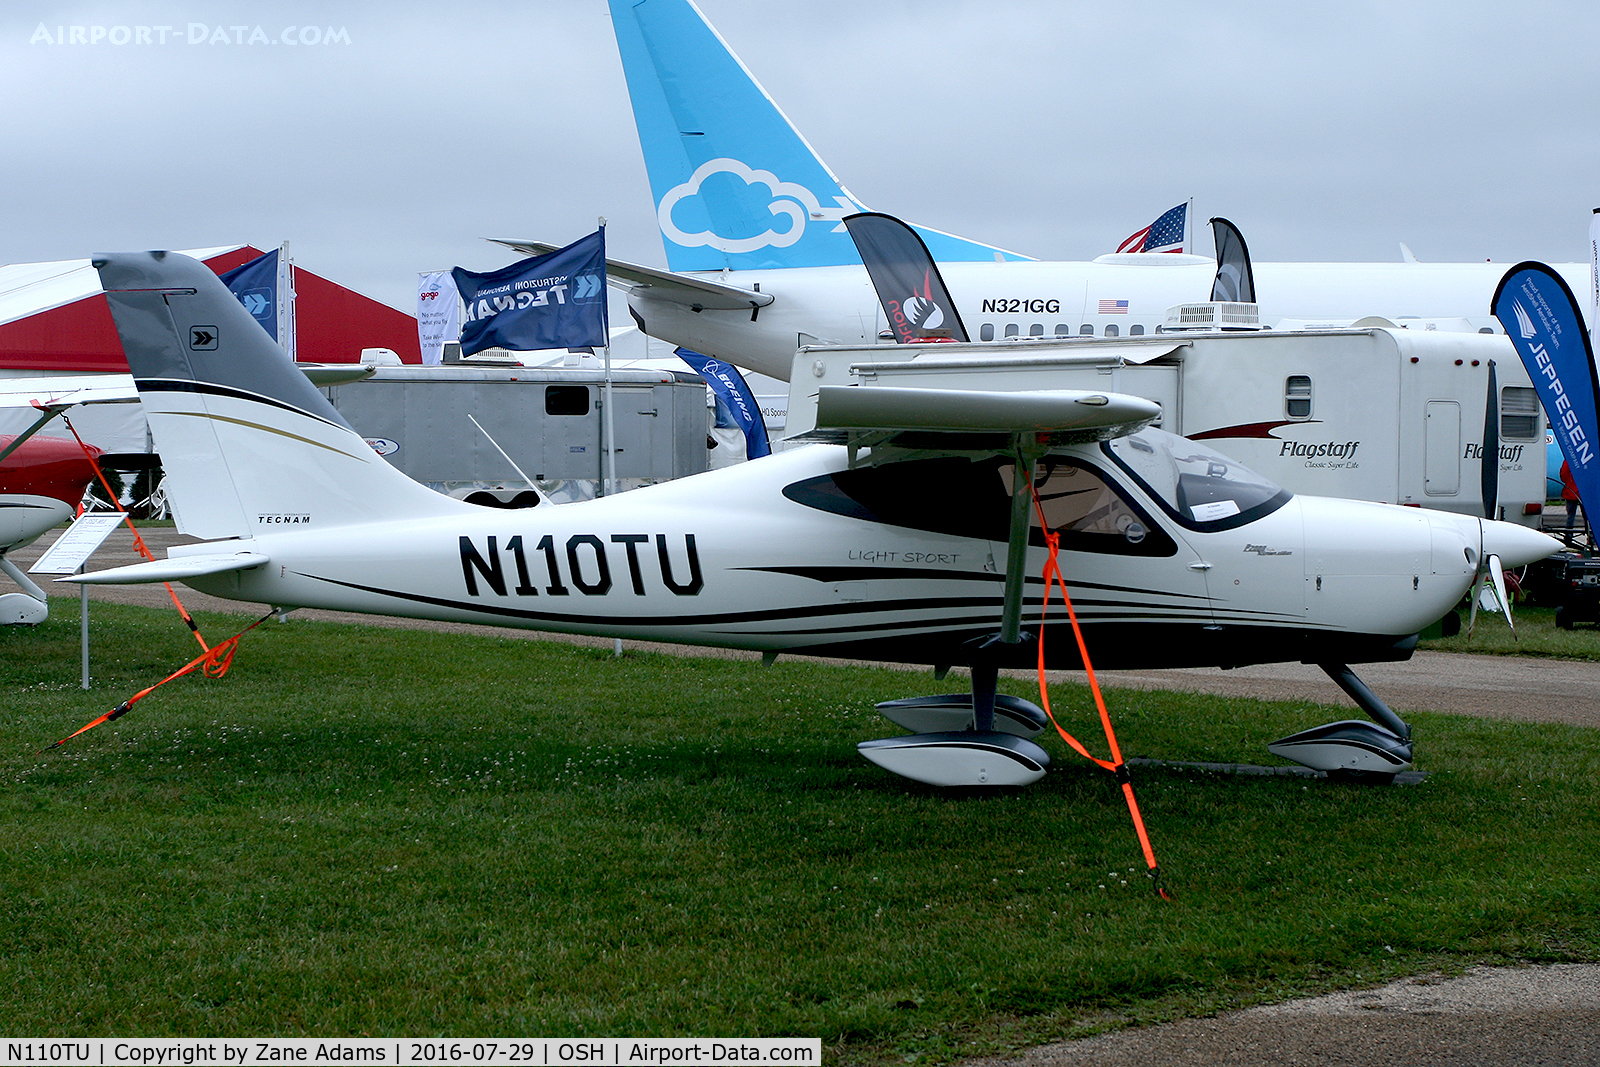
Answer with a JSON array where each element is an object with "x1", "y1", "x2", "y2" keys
[
  {"x1": 843, "y1": 212, "x2": 969, "y2": 344},
  {"x1": 676, "y1": 347, "x2": 770, "y2": 459},
  {"x1": 1492, "y1": 261, "x2": 1600, "y2": 513},
  {"x1": 452, "y1": 230, "x2": 608, "y2": 355},
  {"x1": 219, "y1": 248, "x2": 279, "y2": 341}
]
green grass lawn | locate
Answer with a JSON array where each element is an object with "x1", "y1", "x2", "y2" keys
[
  {"x1": 4, "y1": 602, "x2": 1599, "y2": 1060},
  {"x1": 1420, "y1": 603, "x2": 1600, "y2": 660}
]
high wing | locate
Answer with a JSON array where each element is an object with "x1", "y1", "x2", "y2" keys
[
  {"x1": 492, "y1": 239, "x2": 772, "y2": 313},
  {"x1": 0, "y1": 374, "x2": 140, "y2": 410},
  {"x1": 808, "y1": 385, "x2": 1157, "y2": 444}
]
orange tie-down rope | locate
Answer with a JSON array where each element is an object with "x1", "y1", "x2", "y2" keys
[
  {"x1": 1029, "y1": 481, "x2": 1170, "y2": 900},
  {"x1": 57, "y1": 411, "x2": 210, "y2": 653},
  {"x1": 41, "y1": 608, "x2": 276, "y2": 752}
]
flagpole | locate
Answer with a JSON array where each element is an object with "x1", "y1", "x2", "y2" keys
[
  {"x1": 278, "y1": 240, "x2": 297, "y2": 362},
  {"x1": 597, "y1": 217, "x2": 622, "y2": 658}
]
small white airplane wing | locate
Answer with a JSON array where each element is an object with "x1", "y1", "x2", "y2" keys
[
  {"x1": 492, "y1": 239, "x2": 773, "y2": 311},
  {"x1": 811, "y1": 385, "x2": 1160, "y2": 443},
  {"x1": 62, "y1": 552, "x2": 270, "y2": 586},
  {"x1": 0, "y1": 374, "x2": 140, "y2": 409}
]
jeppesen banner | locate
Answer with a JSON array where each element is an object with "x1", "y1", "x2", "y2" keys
[{"x1": 1491, "y1": 261, "x2": 1600, "y2": 513}]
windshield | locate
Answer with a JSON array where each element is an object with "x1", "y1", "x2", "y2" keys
[{"x1": 1102, "y1": 429, "x2": 1290, "y2": 532}]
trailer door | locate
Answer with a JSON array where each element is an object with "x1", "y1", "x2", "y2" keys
[{"x1": 1424, "y1": 400, "x2": 1460, "y2": 496}]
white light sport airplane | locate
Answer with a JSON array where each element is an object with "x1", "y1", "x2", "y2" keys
[
  {"x1": 64, "y1": 250, "x2": 1557, "y2": 788},
  {"x1": 500, "y1": 0, "x2": 1588, "y2": 382}
]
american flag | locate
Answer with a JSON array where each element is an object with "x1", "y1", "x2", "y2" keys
[
  {"x1": 1115, "y1": 202, "x2": 1187, "y2": 254},
  {"x1": 1098, "y1": 299, "x2": 1130, "y2": 314}
]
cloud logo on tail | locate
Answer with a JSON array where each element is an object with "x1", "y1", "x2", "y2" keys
[{"x1": 658, "y1": 158, "x2": 854, "y2": 253}]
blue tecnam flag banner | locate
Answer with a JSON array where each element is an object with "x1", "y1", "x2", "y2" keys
[
  {"x1": 1491, "y1": 261, "x2": 1600, "y2": 514},
  {"x1": 219, "y1": 248, "x2": 279, "y2": 341},
  {"x1": 675, "y1": 347, "x2": 771, "y2": 459},
  {"x1": 453, "y1": 230, "x2": 608, "y2": 355}
]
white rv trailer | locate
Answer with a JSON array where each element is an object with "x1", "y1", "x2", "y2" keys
[{"x1": 786, "y1": 325, "x2": 1544, "y2": 526}]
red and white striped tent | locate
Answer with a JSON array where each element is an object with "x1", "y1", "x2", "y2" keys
[
  {"x1": 0, "y1": 246, "x2": 421, "y2": 452},
  {"x1": 0, "y1": 245, "x2": 420, "y2": 373}
]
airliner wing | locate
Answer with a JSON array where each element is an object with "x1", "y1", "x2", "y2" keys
[
  {"x1": 808, "y1": 385, "x2": 1159, "y2": 446},
  {"x1": 492, "y1": 239, "x2": 773, "y2": 311}
]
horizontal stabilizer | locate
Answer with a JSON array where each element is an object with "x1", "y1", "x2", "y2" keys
[
  {"x1": 492, "y1": 240, "x2": 772, "y2": 311},
  {"x1": 814, "y1": 386, "x2": 1160, "y2": 439},
  {"x1": 63, "y1": 552, "x2": 269, "y2": 586}
]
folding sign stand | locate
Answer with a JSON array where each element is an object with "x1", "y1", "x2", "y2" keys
[{"x1": 30, "y1": 513, "x2": 125, "y2": 689}]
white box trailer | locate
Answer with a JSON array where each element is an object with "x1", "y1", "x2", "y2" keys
[
  {"x1": 785, "y1": 325, "x2": 1545, "y2": 525},
  {"x1": 320, "y1": 364, "x2": 709, "y2": 504}
]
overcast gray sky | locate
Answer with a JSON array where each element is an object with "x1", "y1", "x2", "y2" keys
[{"x1": 5, "y1": 1, "x2": 1599, "y2": 313}]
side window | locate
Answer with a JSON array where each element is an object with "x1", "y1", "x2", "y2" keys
[
  {"x1": 546, "y1": 385, "x2": 590, "y2": 416},
  {"x1": 1129, "y1": 324, "x2": 1145, "y2": 336},
  {"x1": 781, "y1": 455, "x2": 1175, "y2": 556},
  {"x1": 1054, "y1": 324, "x2": 1072, "y2": 336},
  {"x1": 1017, "y1": 457, "x2": 1173, "y2": 555},
  {"x1": 980, "y1": 323, "x2": 995, "y2": 341},
  {"x1": 1104, "y1": 324, "x2": 1119, "y2": 337},
  {"x1": 1500, "y1": 385, "x2": 1539, "y2": 439},
  {"x1": 1029, "y1": 323, "x2": 1044, "y2": 337},
  {"x1": 1285, "y1": 375, "x2": 1312, "y2": 419},
  {"x1": 1004, "y1": 324, "x2": 1020, "y2": 338},
  {"x1": 1079, "y1": 324, "x2": 1095, "y2": 336}
]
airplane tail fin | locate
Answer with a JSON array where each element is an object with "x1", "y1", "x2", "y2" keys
[
  {"x1": 609, "y1": 0, "x2": 1026, "y2": 271},
  {"x1": 94, "y1": 251, "x2": 466, "y2": 540}
]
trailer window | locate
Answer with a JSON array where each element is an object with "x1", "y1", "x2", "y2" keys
[
  {"x1": 1103, "y1": 429, "x2": 1291, "y2": 532},
  {"x1": 545, "y1": 385, "x2": 590, "y2": 416},
  {"x1": 1286, "y1": 375, "x2": 1312, "y2": 419},
  {"x1": 1500, "y1": 386, "x2": 1539, "y2": 440}
]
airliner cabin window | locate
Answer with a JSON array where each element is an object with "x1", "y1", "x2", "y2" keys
[
  {"x1": 1080, "y1": 324, "x2": 1094, "y2": 336},
  {"x1": 1029, "y1": 323, "x2": 1045, "y2": 337},
  {"x1": 1285, "y1": 375, "x2": 1312, "y2": 418},
  {"x1": 1004, "y1": 324, "x2": 1020, "y2": 337},
  {"x1": 1055, "y1": 324, "x2": 1071, "y2": 336},
  {"x1": 1104, "y1": 324, "x2": 1119, "y2": 337},
  {"x1": 1103, "y1": 430, "x2": 1291, "y2": 532},
  {"x1": 1129, "y1": 324, "x2": 1145, "y2": 336},
  {"x1": 980, "y1": 324, "x2": 995, "y2": 341}
]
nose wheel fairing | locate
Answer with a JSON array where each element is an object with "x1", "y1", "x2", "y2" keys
[{"x1": 1267, "y1": 662, "x2": 1415, "y2": 778}]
